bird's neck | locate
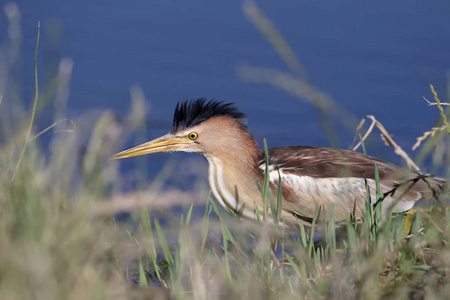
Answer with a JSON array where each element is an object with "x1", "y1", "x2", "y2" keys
[
  {"x1": 204, "y1": 130, "x2": 261, "y2": 176},
  {"x1": 203, "y1": 132, "x2": 264, "y2": 218}
]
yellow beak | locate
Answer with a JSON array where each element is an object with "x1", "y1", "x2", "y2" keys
[{"x1": 111, "y1": 134, "x2": 191, "y2": 159}]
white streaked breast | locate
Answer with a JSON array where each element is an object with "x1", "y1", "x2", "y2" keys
[{"x1": 205, "y1": 155, "x2": 258, "y2": 220}]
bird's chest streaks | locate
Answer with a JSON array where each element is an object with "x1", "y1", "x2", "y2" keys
[{"x1": 205, "y1": 156, "x2": 256, "y2": 219}]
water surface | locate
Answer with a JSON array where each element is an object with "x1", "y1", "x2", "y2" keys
[{"x1": 3, "y1": 0, "x2": 450, "y2": 184}]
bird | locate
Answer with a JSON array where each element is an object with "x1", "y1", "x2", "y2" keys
[{"x1": 112, "y1": 98, "x2": 445, "y2": 226}]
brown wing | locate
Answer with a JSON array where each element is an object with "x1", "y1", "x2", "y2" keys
[
  {"x1": 260, "y1": 146, "x2": 444, "y2": 221},
  {"x1": 263, "y1": 146, "x2": 404, "y2": 180}
]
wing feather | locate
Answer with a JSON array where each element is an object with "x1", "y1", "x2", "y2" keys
[
  {"x1": 262, "y1": 146, "x2": 401, "y2": 179},
  {"x1": 259, "y1": 146, "x2": 444, "y2": 221}
]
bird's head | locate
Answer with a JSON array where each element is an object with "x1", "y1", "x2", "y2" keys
[{"x1": 111, "y1": 98, "x2": 252, "y2": 159}]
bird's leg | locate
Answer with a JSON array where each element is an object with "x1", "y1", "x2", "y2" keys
[{"x1": 402, "y1": 208, "x2": 416, "y2": 245}]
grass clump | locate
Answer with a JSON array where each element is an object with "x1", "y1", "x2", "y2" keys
[
  {"x1": 0, "y1": 98, "x2": 154, "y2": 299},
  {"x1": 0, "y1": 115, "x2": 142, "y2": 299},
  {"x1": 133, "y1": 183, "x2": 449, "y2": 299},
  {"x1": 0, "y1": 16, "x2": 163, "y2": 299}
]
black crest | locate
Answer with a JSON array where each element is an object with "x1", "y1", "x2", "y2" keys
[{"x1": 170, "y1": 98, "x2": 246, "y2": 133}]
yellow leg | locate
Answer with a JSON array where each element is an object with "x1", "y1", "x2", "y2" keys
[{"x1": 402, "y1": 208, "x2": 416, "y2": 244}]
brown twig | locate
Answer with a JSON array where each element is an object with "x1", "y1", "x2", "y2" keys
[
  {"x1": 270, "y1": 249, "x2": 282, "y2": 268},
  {"x1": 352, "y1": 115, "x2": 420, "y2": 172}
]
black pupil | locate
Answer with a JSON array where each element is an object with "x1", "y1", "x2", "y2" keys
[{"x1": 190, "y1": 133, "x2": 196, "y2": 139}]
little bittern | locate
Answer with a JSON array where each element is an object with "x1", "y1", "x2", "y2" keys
[{"x1": 112, "y1": 99, "x2": 445, "y2": 225}]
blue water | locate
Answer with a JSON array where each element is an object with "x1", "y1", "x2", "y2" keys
[{"x1": 2, "y1": 0, "x2": 450, "y2": 179}]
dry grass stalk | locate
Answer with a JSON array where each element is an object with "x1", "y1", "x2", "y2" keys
[
  {"x1": 423, "y1": 97, "x2": 450, "y2": 106},
  {"x1": 412, "y1": 125, "x2": 448, "y2": 151},
  {"x1": 29, "y1": 119, "x2": 76, "y2": 142},
  {"x1": 352, "y1": 115, "x2": 420, "y2": 172},
  {"x1": 413, "y1": 85, "x2": 450, "y2": 151},
  {"x1": 96, "y1": 190, "x2": 206, "y2": 216}
]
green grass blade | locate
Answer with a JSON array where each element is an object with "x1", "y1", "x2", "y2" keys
[
  {"x1": 255, "y1": 205, "x2": 262, "y2": 223},
  {"x1": 185, "y1": 203, "x2": 194, "y2": 226},
  {"x1": 154, "y1": 220, "x2": 174, "y2": 272},
  {"x1": 268, "y1": 189, "x2": 277, "y2": 225},
  {"x1": 210, "y1": 199, "x2": 236, "y2": 244},
  {"x1": 138, "y1": 257, "x2": 148, "y2": 287},
  {"x1": 11, "y1": 22, "x2": 41, "y2": 183},
  {"x1": 430, "y1": 84, "x2": 450, "y2": 133},
  {"x1": 326, "y1": 203, "x2": 336, "y2": 256},
  {"x1": 298, "y1": 220, "x2": 308, "y2": 248},
  {"x1": 201, "y1": 197, "x2": 211, "y2": 251},
  {"x1": 276, "y1": 168, "x2": 283, "y2": 223},
  {"x1": 262, "y1": 138, "x2": 270, "y2": 220},
  {"x1": 359, "y1": 133, "x2": 367, "y2": 155},
  {"x1": 308, "y1": 205, "x2": 319, "y2": 257},
  {"x1": 140, "y1": 207, "x2": 152, "y2": 235}
]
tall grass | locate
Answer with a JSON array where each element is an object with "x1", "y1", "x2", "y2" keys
[
  {"x1": 132, "y1": 168, "x2": 449, "y2": 299},
  {"x1": 0, "y1": 14, "x2": 165, "y2": 299}
]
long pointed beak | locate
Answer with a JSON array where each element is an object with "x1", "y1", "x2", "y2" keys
[{"x1": 111, "y1": 134, "x2": 191, "y2": 159}]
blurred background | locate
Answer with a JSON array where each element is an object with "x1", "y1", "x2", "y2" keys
[{"x1": 1, "y1": 0, "x2": 450, "y2": 192}]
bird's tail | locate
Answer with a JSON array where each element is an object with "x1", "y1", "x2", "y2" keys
[{"x1": 419, "y1": 173, "x2": 447, "y2": 200}]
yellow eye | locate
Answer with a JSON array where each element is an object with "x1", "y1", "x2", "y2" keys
[{"x1": 188, "y1": 132, "x2": 198, "y2": 140}]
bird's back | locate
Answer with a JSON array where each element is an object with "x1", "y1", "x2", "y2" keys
[{"x1": 260, "y1": 146, "x2": 445, "y2": 222}]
